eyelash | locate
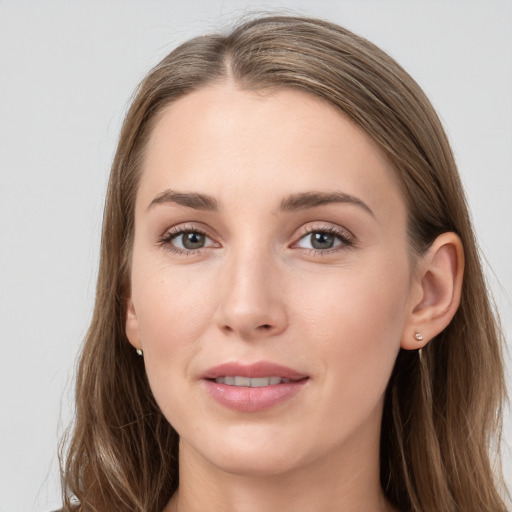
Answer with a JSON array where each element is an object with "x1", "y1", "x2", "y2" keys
[
  {"x1": 292, "y1": 224, "x2": 354, "y2": 256},
  {"x1": 158, "y1": 224, "x2": 215, "y2": 256},
  {"x1": 158, "y1": 224, "x2": 354, "y2": 256}
]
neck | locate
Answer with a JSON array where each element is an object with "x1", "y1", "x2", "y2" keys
[{"x1": 164, "y1": 410, "x2": 394, "y2": 512}]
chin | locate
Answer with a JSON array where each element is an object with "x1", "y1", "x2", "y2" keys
[
  {"x1": 186, "y1": 428, "x2": 310, "y2": 477},
  {"x1": 211, "y1": 449, "x2": 304, "y2": 478}
]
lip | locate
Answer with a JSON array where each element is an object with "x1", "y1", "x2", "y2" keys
[
  {"x1": 201, "y1": 361, "x2": 308, "y2": 381},
  {"x1": 201, "y1": 361, "x2": 309, "y2": 412}
]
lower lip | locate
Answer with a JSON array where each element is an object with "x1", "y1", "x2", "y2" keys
[{"x1": 202, "y1": 379, "x2": 308, "y2": 412}]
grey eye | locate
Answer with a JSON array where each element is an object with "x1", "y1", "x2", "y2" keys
[
  {"x1": 296, "y1": 231, "x2": 343, "y2": 251},
  {"x1": 310, "y1": 232, "x2": 335, "y2": 249},
  {"x1": 174, "y1": 232, "x2": 207, "y2": 250}
]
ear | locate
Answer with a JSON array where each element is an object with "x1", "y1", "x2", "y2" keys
[
  {"x1": 125, "y1": 297, "x2": 142, "y2": 351},
  {"x1": 401, "y1": 232, "x2": 464, "y2": 350}
]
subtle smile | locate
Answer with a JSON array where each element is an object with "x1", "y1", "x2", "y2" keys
[
  {"x1": 213, "y1": 376, "x2": 292, "y2": 386},
  {"x1": 201, "y1": 362, "x2": 309, "y2": 412}
]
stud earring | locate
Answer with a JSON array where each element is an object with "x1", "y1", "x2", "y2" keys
[
  {"x1": 136, "y1": 348, "x2": 143, "y2": 356},
  {"x1": 415, "y1": 332, "x2": 424, "y2": 342}
]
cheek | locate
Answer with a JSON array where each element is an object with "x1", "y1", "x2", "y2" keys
[
  {"x1": 291, "y1": 258, "x2": 410, "y2": 399},
  {"x1": 134, "y1": 258, "x2": 215, "y2": 337},
  {"x1": 131, "y1": 261, "x2": 219, "y2": 393}
]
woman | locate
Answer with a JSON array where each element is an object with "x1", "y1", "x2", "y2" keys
[{"x1": 60, "y1": 15, "x2": 508, "y2": 512}]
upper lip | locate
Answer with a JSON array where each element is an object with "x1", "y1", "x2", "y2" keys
[{"x1": 201, "y1": 361, "x2": 309, "y2": 381}]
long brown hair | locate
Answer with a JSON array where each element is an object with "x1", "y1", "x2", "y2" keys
[{"x1": 60, "y1": 15, "x2": 508, "y2": 512}]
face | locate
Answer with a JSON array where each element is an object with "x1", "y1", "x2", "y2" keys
[{"x1": 126, "y1": 84, "x2": 417, "y2": 477}]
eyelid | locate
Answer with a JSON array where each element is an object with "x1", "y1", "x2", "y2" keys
[
  {"x1": 158, "y1": 223, "x2": 221, "y2": 254},
  {"x1": 294, "y1": 222, "x2": 354, "y2": 240},
  {"x1": 290, "y1": 223, "x2": 355, "y2": 253}
]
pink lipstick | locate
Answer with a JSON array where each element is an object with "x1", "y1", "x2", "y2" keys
[{"x1": 201, "y1": 361, "x2": 309, "y2": 412}]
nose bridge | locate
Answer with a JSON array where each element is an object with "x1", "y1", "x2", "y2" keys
[{"x1": 214, "y1": 239, "x2": 287, "y2": 338}]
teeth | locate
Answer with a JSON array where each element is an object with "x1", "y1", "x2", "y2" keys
[
  {"x1": 250, "y1": 377, "x2": 272, "y2": 387},
  {"x1": 235, "y1": 376, "x2": 251, "y2": 386},
  {"x1": 214, "y1": 376, "x2": 289, "y2": 387}
]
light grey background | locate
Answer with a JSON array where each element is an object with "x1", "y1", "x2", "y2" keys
[{"x1": 1, "y1": 1, "x2": 511, "y2": 511}]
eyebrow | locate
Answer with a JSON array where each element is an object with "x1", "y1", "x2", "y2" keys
[
  {"x1": 278, "y1": 191, "x2": 375, "y2": 217},
  {"x1": 148, "y1": 189, "x2": 219, "y2": 211},
  {"x1": 147, "y1": 189, "x2": 374, "y2": 217}
]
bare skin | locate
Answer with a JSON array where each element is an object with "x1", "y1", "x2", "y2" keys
[{"x1": 125, "y1": 84, "x2": 463, "y2": 512}]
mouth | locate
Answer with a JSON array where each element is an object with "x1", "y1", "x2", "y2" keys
[
  {"x1": 201, "y1": 361, "x2": 309, "y2": 412},
  {"x1": 212, "y1": 376, "x2": 293, "y2": 387}
]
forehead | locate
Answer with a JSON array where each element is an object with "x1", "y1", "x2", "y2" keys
[{"x1": 137, "y1": 84, "x2": 405, "y2": 223}]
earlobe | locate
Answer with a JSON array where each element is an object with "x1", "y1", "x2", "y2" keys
[
  {"x1": 125, "y1": 298, "x2": 142, "y2": 350},
  {"x1": 401, "y1": 232, "x2": 464, "y2": 350}
]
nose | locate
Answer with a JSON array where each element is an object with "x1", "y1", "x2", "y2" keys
[{"x1": 213, "y1": 249, "x2": 288, "y2": 340}]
